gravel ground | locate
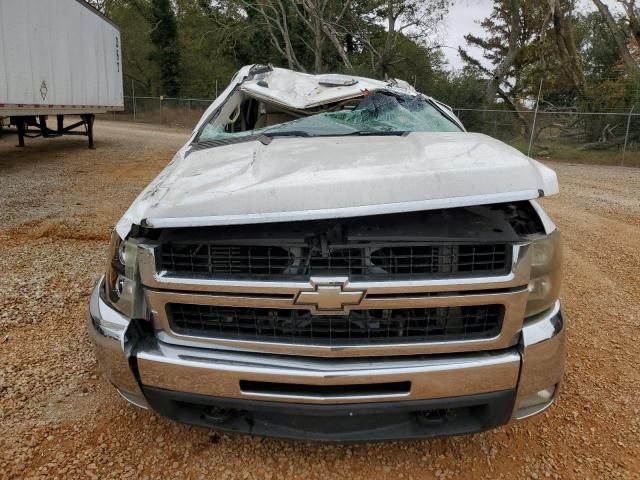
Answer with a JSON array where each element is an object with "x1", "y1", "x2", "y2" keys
[{"x1": 0, "y1": 121, "x2": 638, "y2": 479}]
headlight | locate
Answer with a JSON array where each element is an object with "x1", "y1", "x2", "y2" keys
[
  {"x1": 525, "y1": 229, "x2": 562, "y2": 317},
  {"x1": 105, "y1": 230, "x2": 143, "y2": 318}
]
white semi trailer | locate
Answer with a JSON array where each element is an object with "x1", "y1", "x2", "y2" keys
[{"x1": 0, "y1": 0, "x2": 123, "y2": 148}]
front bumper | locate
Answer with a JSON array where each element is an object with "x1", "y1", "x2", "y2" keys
[
  {"x1": 88, "y1": 278, "x2": 565, "y2": 441},
  {"x1": 87, "y1": 279, "x2": 148, "y2": 408}
]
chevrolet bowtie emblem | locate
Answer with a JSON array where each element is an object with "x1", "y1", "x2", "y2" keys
[{"x1": 294, "y1": 279, "x2": 365, "y2": 314}]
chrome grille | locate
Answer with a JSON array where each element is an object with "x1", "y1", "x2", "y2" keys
[
  {"x1": 138, "y1": 210, "x2": 531, "y2": 357},
  {"x1": 161, "y1": 245, "x2": 293, "y2": 276},
  {"x1": 160, "y1": 243, "x2": 509, "y2": 278},
  {"x1": 370, "y1": 245, "x2": 508, "y2": 275},
  {"x1": 167, "y1": 304, "x2": 503, "y2": 346}
]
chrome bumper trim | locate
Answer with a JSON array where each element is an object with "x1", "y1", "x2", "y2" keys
[
  {"x1": 89, "y1": 277, "x2": 565, "y2": 416},
  {"x1": 513, "y1": 300, "x2": 565, "y2": 419},
  {"x1": 87, "y1": 278, "x2": 148, "y2": 409},
  {"x1": 136, "y1": 341, "x2": 521, "y2": 404}
]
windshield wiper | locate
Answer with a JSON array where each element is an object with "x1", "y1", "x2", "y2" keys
[
  {"x1": 342, "y1": 130, "x2": 410, "y2": 137},
  {"x1": 260, "y1": 130, "x2": 314, "y2": 138},
  {"x1": 262, "y1": 130, "x2": 409, "y2": 139}
]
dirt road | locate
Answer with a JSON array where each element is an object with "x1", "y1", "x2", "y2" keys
[{"x1": 1, "y1": 121, "x2": 638, "y2": 479}]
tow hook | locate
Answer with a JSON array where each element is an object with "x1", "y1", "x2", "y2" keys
[
  {"x1": 416, "y1": 409, "x2": 449, "y2": 425},
  {"x1": 202, "y1": 406, "x2": 235, "y2": 425}
]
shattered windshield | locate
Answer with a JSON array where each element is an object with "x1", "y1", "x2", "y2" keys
[{"x1": 198, "y1": 90, "x2": 462, "y2": 143}]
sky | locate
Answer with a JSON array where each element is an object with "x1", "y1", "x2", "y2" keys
[
  {"x1": 440, "y1": 0, "x2": 491, "y2": 70},
  {"x1": 440, "y1": 0, "x2": 622, "y2": 71}
]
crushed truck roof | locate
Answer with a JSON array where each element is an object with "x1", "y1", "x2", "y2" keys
[
  {"x1": 240, "y1": 68, "x2": 417, "y2": 109},
  {"x1": 192, "y1": 65, "x2": 425, "y2": 131}
]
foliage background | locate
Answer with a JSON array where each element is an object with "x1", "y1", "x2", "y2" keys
[{"x1": 90, "y1": 0, "x2": 639, "y2": 157}]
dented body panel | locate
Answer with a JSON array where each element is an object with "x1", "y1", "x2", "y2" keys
[{"x1": 116, "y1": 128, "x2": 557, "y2": 238}]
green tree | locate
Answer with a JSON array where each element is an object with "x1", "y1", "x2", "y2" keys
[
  {"x1": 150, "y1": 0, "x2": 181, "y2": 96},
  {"x1": 592, "y1": 0, "x2": 640, "y2": 76},
  {"x1": 174, "y1": 0, "x2": 239, "y2": 97},
  {"x1": 107, "y1": 1, "x2": 159, "y2": 96}
]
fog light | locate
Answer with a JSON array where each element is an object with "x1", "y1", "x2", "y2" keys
[{"x1": 517, "y1": 386, "x2": 556, "y2": 419}]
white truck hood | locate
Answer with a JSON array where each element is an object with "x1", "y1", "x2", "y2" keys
[{"x1": 115, "y1": 132, "x2": 558, "y2": 238}]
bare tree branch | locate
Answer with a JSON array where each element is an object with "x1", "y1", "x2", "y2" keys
[
  {"x1": 549, "y1": 0, "x2": 587, "y2": 96},
  {"x1": 485, "y1": 0, "x2": 522, "y2": 105},
  {"x1": 592, "y1": 0, "x2": 640, "y2": 75}
]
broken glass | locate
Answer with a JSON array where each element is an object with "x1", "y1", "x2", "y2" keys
[{"x1": 199, "y1": 90, "x2": 462, "y2": 143}]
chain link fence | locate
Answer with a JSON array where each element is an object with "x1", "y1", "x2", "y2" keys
[
  {"x1": 101, "y1": 95, "x2": 640, "y2": 166},
  {"x1": 454, "y1": 108, "x2": 639, "y2": 166},
  {"x1": 102, "y1": 96, "x2": 213, "y2": 130}
]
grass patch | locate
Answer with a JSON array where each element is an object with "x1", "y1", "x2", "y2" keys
[{"x1": 505, "y1": 139, "x2": 640, "y2": 167}]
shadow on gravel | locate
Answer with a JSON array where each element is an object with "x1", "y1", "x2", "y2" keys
[{"x1": 0, "y1": 134, "x2": 115, "y2": 168}]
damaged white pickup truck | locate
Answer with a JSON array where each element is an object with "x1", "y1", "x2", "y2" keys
[{"x1": 89, "y1": 65, "x2": 565, "y2": 442}]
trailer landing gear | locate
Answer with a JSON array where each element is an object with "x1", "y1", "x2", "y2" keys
[{"x1": 11, "y1": 114, "x2": 96, "y2": 149}]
